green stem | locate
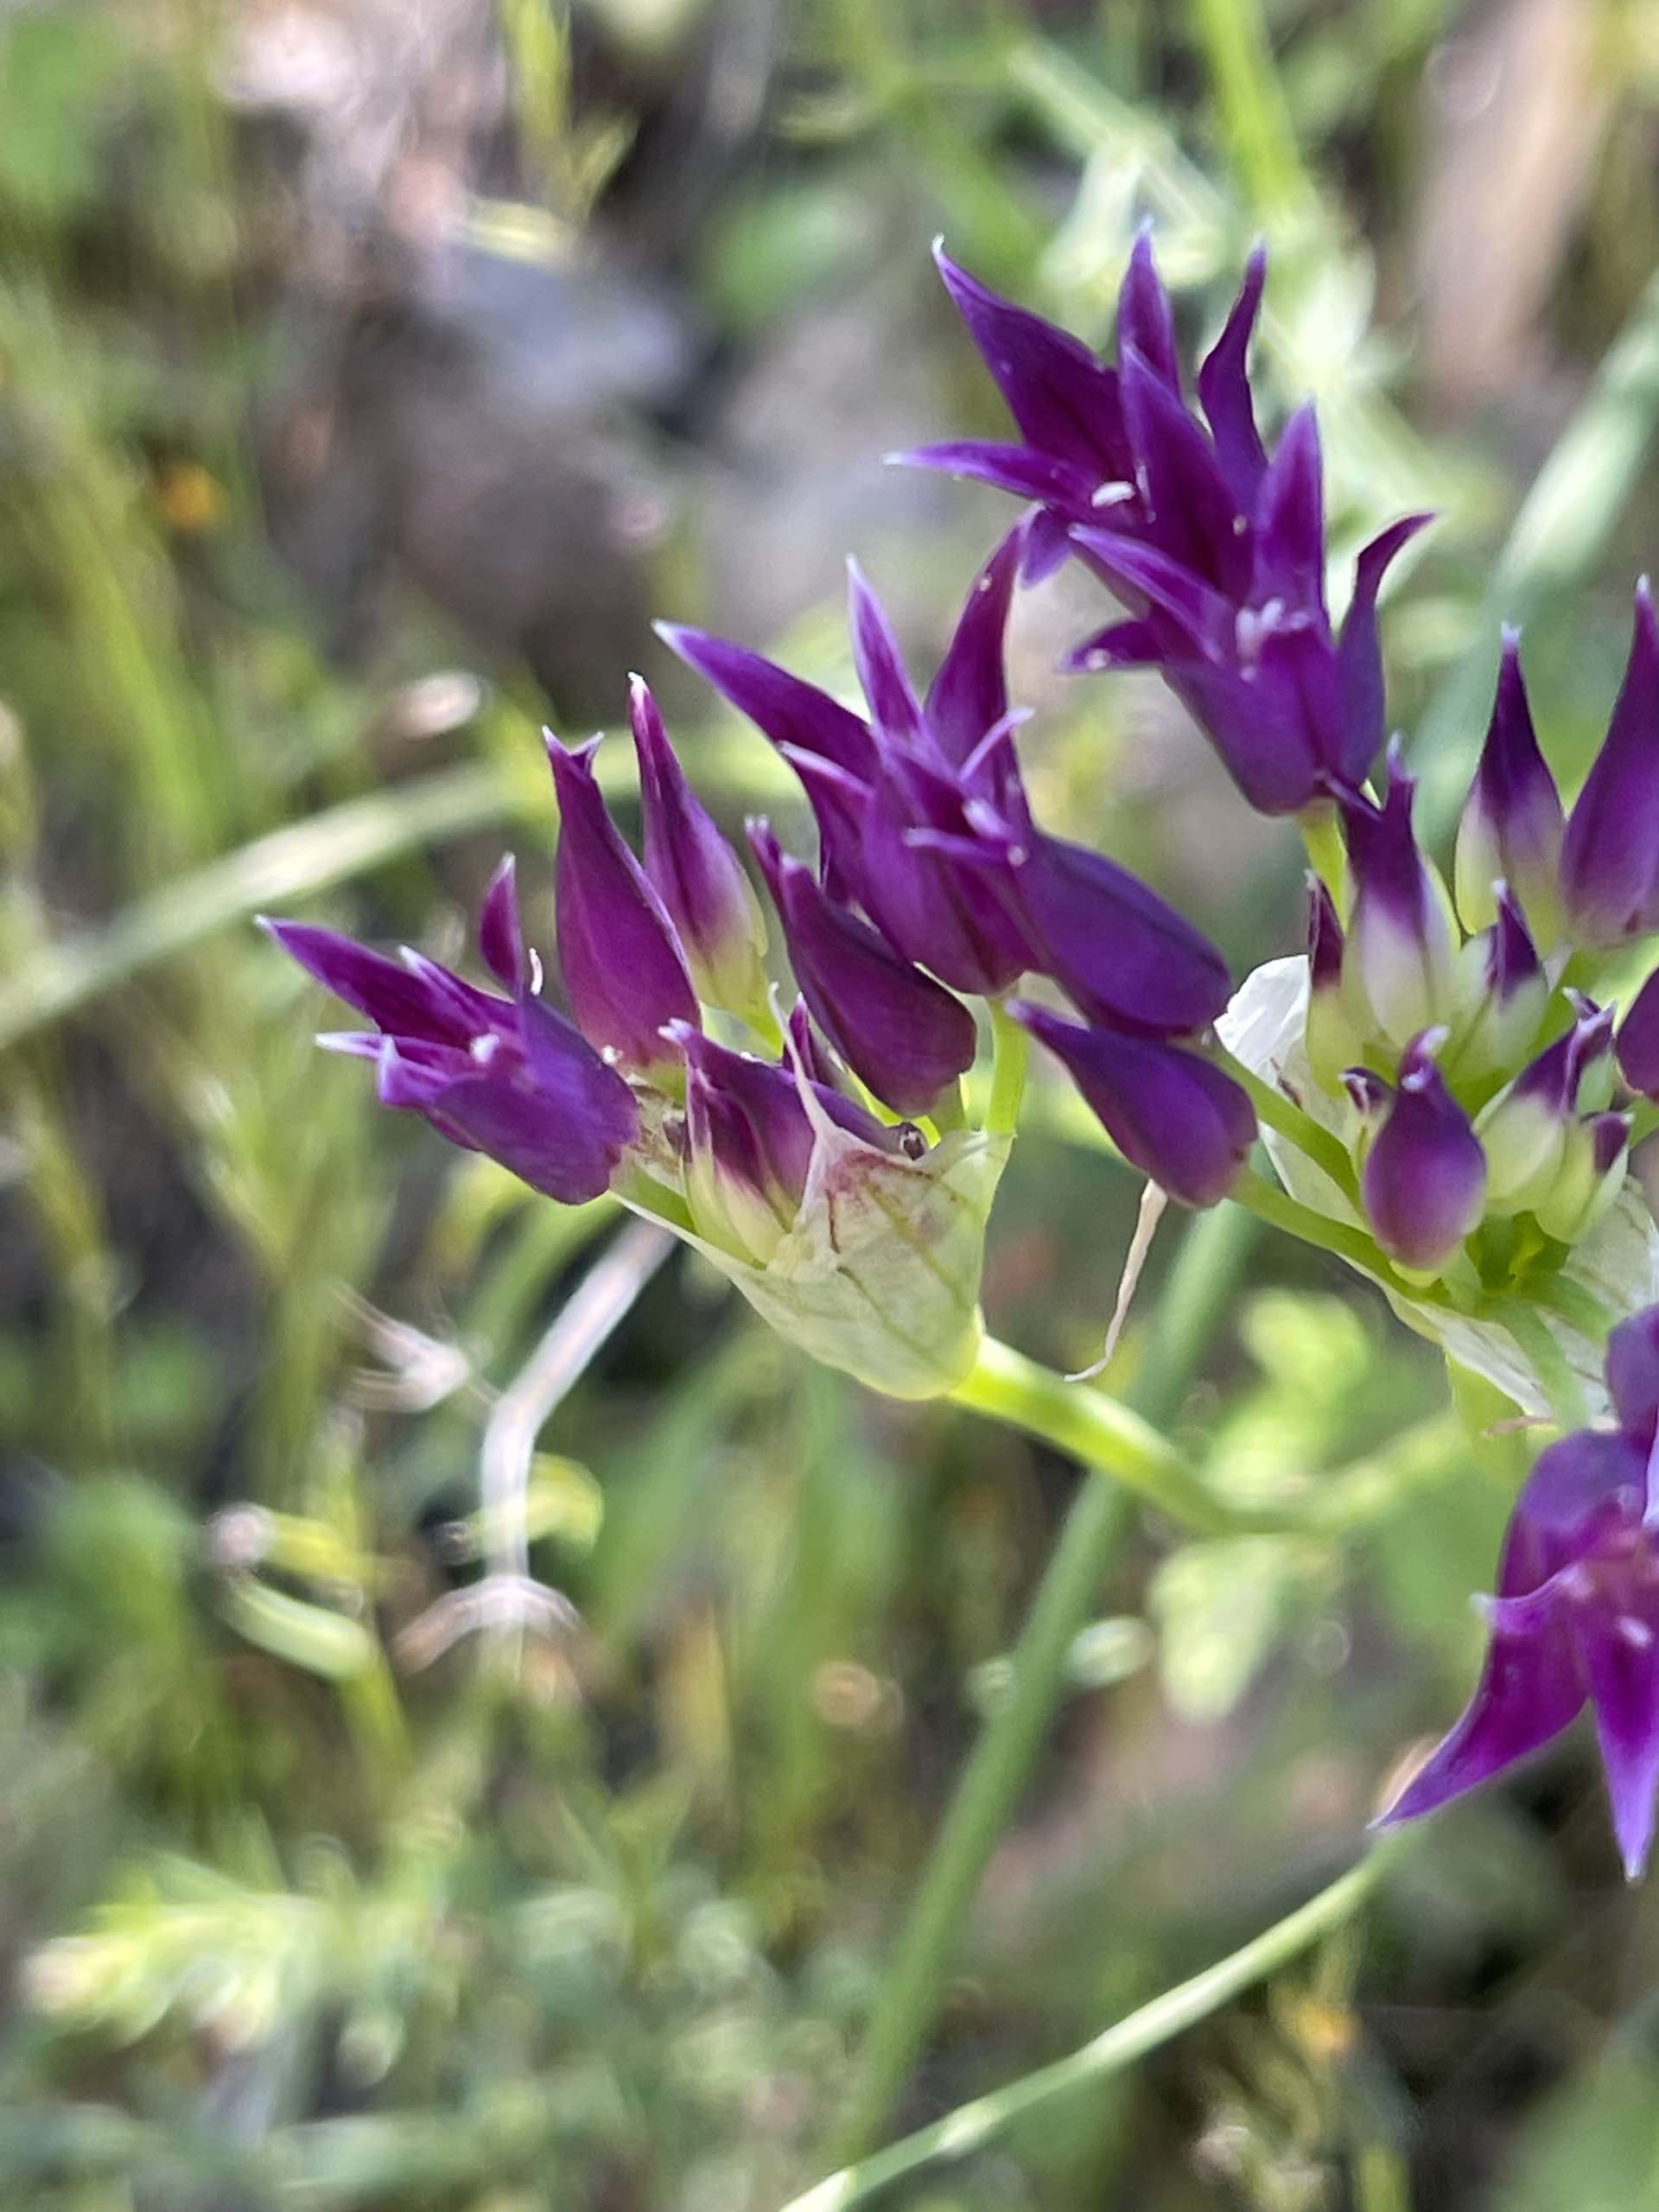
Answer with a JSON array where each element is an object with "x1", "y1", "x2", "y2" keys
[
  {"x1": 830, "y1": 1203, "x2": 1254, "y2": 2160},
  {"x1": 986, "y1": 999, "x2": 1031, "y2": 1138},
  {"x1": 1299, "y1": 801, "x2": 1347, "y2": 908},
  {"x1": 1230, "y1": 1166, "x2": 1408, "y2": 1288},
  {"x1": 795, "y1": 1840, "x2": 1405, "y2": 2212},
  {"x1": 951, "y1": 1337, "x2": 1258, "y2": 1540},
  {"x1": 1215, "y1": 1049, "x2": 1359, "y2": 1201}
]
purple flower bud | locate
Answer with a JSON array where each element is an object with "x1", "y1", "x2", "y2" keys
[
  {"x1": 546, "y1": 732, "x2": 697, "y2": 1077},
  {"x1": 1560, "y1": 581, "x2": 1659, "y2": 945},
  {"x1": 671, "y1": 1021, "x2": 903, "y2": 1265},
  {"x1": 1359, "y1": 1030, "x2": 1486, "y2": 1271},
  {"x1": 1534, "y1": 1109, "x2": 1631, "y2": 1245},
  {"x1": 1339, "y1": 749, "x2": 1456, "y2": 1051},
  {"x1": 1448, "y1": 882, "x2": 1547, "y2": 1083},
  {"x1": 264, "y1": 911, "x2": 638, "y2": 1204},
  {"x1": 1305, "y1": 873, "x2": 1362, "y2": 1094},
  {"x1": 1477, "y1": 999, "x2": 1616, "y2": 1211},
  {"x1": 1378, "y1": 1414, "x2": 1659, "y2": 1878},
  {"x1": 1617, "y1": 964, "x2": 1659, "y2": 1099},
  {"x1": 748, "y1": 822, "x2": 978, "y2": 1116},
  {"x1": 630, "y1": 677, "x2": 769, "y2": 1020},
  {"x1": 1012, "y1": 1000, "x2": 1255, "y2": 1208},
  {"x1": 1453, "y1": 631, "x2": 1564, "y2": 940}
]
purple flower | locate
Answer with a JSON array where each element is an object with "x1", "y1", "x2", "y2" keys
[
  {"x1": 1560, "y1": 581, "x2": 1659, "y2": 945},
  {"x1": 1339, "y1": 747, "x2": 1456, "y2": 1052},
  {"x1": 748, "y1": 822, "x2": 978, "y2": 1116},
  {"x1": 904, "y1": 239, "x2": 1427, "y2": 814},
  {"x1": 630, "y1": 677, "x2": 769, "y2": 1020},
  {"x1": 1617, "y1": 964, "x2": 1659, "y2": 1100},
  {"x1": 263, "y1": 873, "x2": 638, "y2": 1205},
  {"x1": 1478, "y1": 998, "x2": 1616, "y2": 1212},
  {"x1": 1453, "y1": 631, "x2": 1564, "y2": 941},
  {"x1": 1012, "y1": 999, "x2": 1255, "y2": 1207},
  {"x1": 1358, "y1": 1030, "x2": 1486, "y2": 1271},
  {"x1": 662, "y1": 534, "x2": 1034, "y2": 995},
  {"x1": 546, "y1": 732, "x2": 697, "y2": 1077},
  {"x1": 1378, "y1": 1403, "x2": 1659, "y2": 1878},
  {"x1": 672, "y1": 1021, "x2": 906, "y2": 1264}
]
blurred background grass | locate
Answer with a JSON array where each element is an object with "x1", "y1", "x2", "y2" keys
[{"x1": 7, "y1": 2, "x2": 1659, "y2": 2205}]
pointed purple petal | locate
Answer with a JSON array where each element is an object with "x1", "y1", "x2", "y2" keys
[
  {"x1": 477, "y1": 856, "x2": 524, "y2": 991},
  {"x1": 846, "y1": 562, "x2": 926, "y2": 747},
  {"x1": 656, "y1": 624, "x2": 878, "y2": 782},
  {"x1": 1251, "y1": 404, "x2": 1326, "y2": 618},
  {"x1": 890, "y1": 440, "x2": 1107, "y2": 516},
  {"x1": 263, "y1": 918, "x2": 479, "y2": 1046},
  {"x1": 1580, "y1": 1607, "x2": 1659, "y2": 1877},
  {"x1": 932, "y1": 243, "x2": 1128, "y2": 475},
  {"x1": 1116, "y1": 229, "x2": 1181, "y2": 394},
  {"x1": 547, "y1": 732, "x2": 697, "y2": 1072},
  {"x1": 1118, "y1": 344, "x2": 1247, "y2": 593},
  {"x1": 923, "y1": 523, "x2": 1026, "y2": 765},
  {"x1": 1197, "y1": 245, "x2": 1268, "y2": 507},
  {"x1": 1334, "y1": 513, "x2": 1433, "y2": 789}
]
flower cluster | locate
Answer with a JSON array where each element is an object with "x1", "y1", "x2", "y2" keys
[
  {"x1": 269, "y1": 531, "x2": 1255, "y2": 1397},
  {"x1": 904, "y1": 235, "x2": 1429, "y2": 816},
  {"x1": 917, "y1": 232, "x2": 1659, "y2": 1317},
  {"x1": 1382, "y1": 1305, "x2": 1659, "y2": 1878}
]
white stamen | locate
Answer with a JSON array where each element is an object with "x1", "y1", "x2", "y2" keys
[
  {"x1": 1617, "y1": 1615, "x2": 1655, "y2": 1650},
  {"x1": 470, "y1": 1033, "x2": 499, "y2": 1065},
  {"x1": 1559, "y1": 1563, "x2": 1596, "y2": 1600},
  {"x1": 1090, "y1": 479, "x2": 1134, "y2": 509}
]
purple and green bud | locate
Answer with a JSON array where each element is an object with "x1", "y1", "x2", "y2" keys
[
  {"x1": 1533, "y1": 1109, "x2": 1632, "y2": 1245},
  {"x1": 547, "y1": 732, "x2": 697, "y2": 1080},
  {"x1": 1304, "y1": 874, "x2": 1363, "y2": 1095},
  {"x1": 1560, "y1": 581, "x2": 1659, "y2": 946},
  {"x1": 1617, "y1": 964, "x2": 1659, "y2": 1099},
  {"x1": 671, "y1": 1022, "x2": 906, "y2": 1267},
  {"x1": 263, "y1": 893, "x2": 638, "y2": 1206},
  {"x1": 1358, "y1": 1029, "x2": 1486, "y2": 1273},
  {"x1": 1475, "y1": 1000, "x2": 1615, "y2": 1213},
  {"x1": 1446, "y1": 882, "x2": 1548, "y2": 1084},
  {"x1": 748, "y1": 821, "x2": 978, "y2": 1117},
  {"x1": 631, "y1": 677, "x2": 770, "y2": 1023},
  {"x1": 1012, "y1": 1000, "x2": 1255, "y2": 1209},
  {"x1": 1339, "y1": 750, "x2": 1457, "y2": 1054},
  {"x1": 1453, "y1": 632, "x2": 1564, "y2": 943}
]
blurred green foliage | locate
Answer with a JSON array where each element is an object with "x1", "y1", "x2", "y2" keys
[{"x1": 8, "y1": 2, "x2": 1659, "y2": 2206}]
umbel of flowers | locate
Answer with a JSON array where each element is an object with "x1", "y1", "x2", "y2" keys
[
  {"x1": 268, "y1": 524, "x2": 1250, "y2": 1401},
  {"x1": 271, "y1": 231, "x2": 1659, "y2": 1867}
]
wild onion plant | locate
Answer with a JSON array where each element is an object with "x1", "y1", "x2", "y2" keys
[{"x1": 270, "y1": 234, "x2": 1659, "y2": 2176}]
